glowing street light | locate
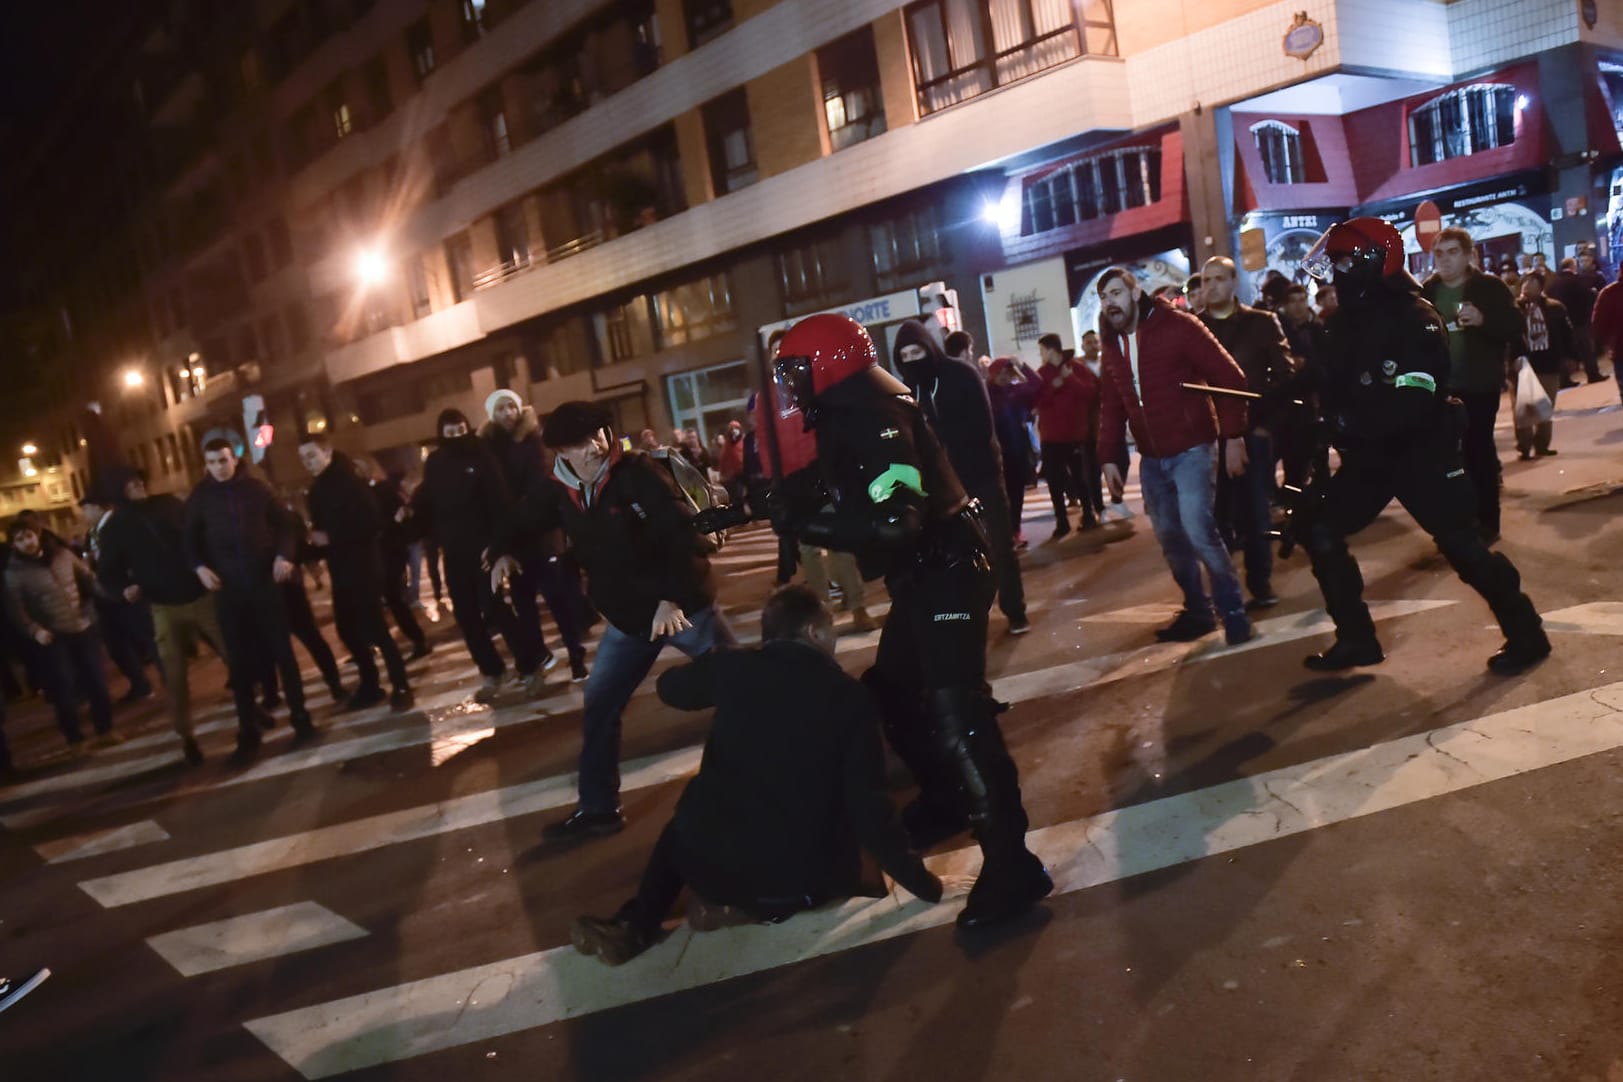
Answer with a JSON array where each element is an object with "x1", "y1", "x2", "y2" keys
[
  {"x1": 354, "y1": 247, "x2": 389, "y2": 289},
  {"x1": 123, "y1": 368, "x2": 146, "y2": 389}
]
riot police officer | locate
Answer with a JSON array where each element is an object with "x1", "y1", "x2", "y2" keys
[
  {"x1": 1295, "y1": 217, "x2": 1550, "y2": 674},
  {"x1": 747, "y1": 313, "x2": 1052, "y2": 929}
]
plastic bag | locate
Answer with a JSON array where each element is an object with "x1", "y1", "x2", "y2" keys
[{"x1": 1514, "y1": 358, "x2": 1553, "y2": 428}]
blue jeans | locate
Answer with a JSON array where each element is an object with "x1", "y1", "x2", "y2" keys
[
  {"x1": 577, "y1": 604, "x2": 736, "y2": 812},
  {"x1": 1139, "y1": 443, "x2": 1246, "y2": 621}
]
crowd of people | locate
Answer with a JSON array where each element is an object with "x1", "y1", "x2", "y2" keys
[{"x1": 0, "y1": 224, "x2": 1602, "y2": 979}]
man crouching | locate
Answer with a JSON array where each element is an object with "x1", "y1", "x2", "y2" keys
[{"x1": 571, "y1": 585, "x2": 946, "y2": 965}]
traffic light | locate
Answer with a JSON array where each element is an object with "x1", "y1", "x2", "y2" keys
[{"x1": 242, "y1": 394, "x2": 273, "y2": 464}]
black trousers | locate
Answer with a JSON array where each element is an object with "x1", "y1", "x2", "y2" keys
[
  {"x1": 1306, "y1": 433, "x2": 1541, "y2": 646},
  {"x1": 863, "y1": 527, "x2": 1038, "y2": 880},
  {"x1": 381, "y1": 549, "x2": 427, "y2": 648},
  {"x1": 94, "y1": 598, "x2": 157, "y2": 694},
  {"x1": 1002, "y1": 457, "x2": 1029, "y2": 533},
  {"x1": 332, "y1": 574, "x2": 409, "y2": 694},
  {"x1": 533, "y1": 556, "x2": 590, "y2": 666},
  {"x1": 1456, "y1": 390, "x2": 1503, "y2": 535},
  {"x1": 969, "y1": 483, "x2": 1026, "y2": 622},
  {"x1": 218, "y1": 581, "x2": 305, "y2": 729},
  {"x1": 443, "y1": 549, "x2": 540, "y2": 678},
  {"x1": 1040, "y1": 441, "x2": 1087, "y2": 527},
  {"x1": 262, "y1": 578, "x2": 342, "y2": 696}
]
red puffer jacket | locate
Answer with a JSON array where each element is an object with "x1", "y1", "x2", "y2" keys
[
  {"x1": 1097, "y1": 293, "x2": 1249, "y2": 465},
  {"x1": 1033, "y1": 359, "x2": 1098, "y2": 444}
]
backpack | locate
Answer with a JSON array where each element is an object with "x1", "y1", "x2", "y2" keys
[{"x1": 648, "y1": 448, "x2": 730, "y2": 553}]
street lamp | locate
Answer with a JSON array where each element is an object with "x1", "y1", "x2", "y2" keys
[
  {"x1": 123, "y1": 368, "x2": 145, "y2": 389},
  {"x1": 20, "y1": 442, "x2": 37, "y2": 456},
  {"x1": 354, "y1": 247, "x2": 388, "y2": 289}
]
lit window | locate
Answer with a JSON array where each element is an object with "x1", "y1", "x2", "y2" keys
[
  {"x1": 1408, "y1": 83, "x2": 1517, "y2": 167},
  {"x1": 1019, "y1": 146, "x2": 1161, "y2": 235}
]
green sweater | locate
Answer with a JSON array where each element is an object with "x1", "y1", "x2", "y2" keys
[{"x1": 1421, "y1": 268, "x2": 1523, "y2": 395}]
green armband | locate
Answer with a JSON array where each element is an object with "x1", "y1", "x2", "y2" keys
[
  {"x1": 867, "y1": 464, "x2": 925, "y2": 504},
  {"x1": 1394, "y1": 372, "x2": 1437, "y2": 393}
]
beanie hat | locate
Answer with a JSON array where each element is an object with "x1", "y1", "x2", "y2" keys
[
  {"x1": 541, "y1": 400, "x2": 613, "y2": 448},
  {"x1": 436, "y1": 408, "x2": 471, "y2": 432},
  {"x1": 484, "y1": 388, "x2": 523, "y2": 420}
]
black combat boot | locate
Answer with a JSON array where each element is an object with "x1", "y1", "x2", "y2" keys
[{"x1": 1303, "y1": 637, "x2": 1384, "y2": 671}]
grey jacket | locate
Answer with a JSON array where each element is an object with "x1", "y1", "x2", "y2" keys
[{"x1": 5, "y1": 546, "x2": 95, "y2": 637}]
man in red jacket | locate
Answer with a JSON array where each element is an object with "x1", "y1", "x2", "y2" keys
[
  {"x1": 1033, "y1": 333, "x2": 1100, "y2": 538},
  {"x1": 1592, "y1": 278, "x2": 1623, "y2": 403},
  {"x1": 1096, "y1": 267, "x2": 1254, "y2": 645}
]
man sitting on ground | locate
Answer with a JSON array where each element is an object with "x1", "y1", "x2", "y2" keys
[{"x1": 570, "y1": 585, "x2": 947, "y2": 965}]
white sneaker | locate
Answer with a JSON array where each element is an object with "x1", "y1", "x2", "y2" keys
[{"x1": 1106, "y1": 502, "x2": 1135, "y2": 521}]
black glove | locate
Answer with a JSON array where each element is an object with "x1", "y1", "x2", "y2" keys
[{"x1": 692, "y1": 504, "x2": 751, "y2": 535}]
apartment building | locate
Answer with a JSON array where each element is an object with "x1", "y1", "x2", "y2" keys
[{"x1": 13, "y1": 0, "x2": 1623, "y2": 511}]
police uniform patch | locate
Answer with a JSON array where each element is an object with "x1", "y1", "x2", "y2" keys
[
  {"x1": 1381, "y1": 359, "x2": 1398, "y2": 376},
  {"x1": 1359, "y1": 372, "x2": 1373, "y2": 385},
  {"x1": 879, "y1": 427, "x2": 899, "y2": 439}
]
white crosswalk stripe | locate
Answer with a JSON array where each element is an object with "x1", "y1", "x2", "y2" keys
[
  {"x1": 72, "y1": 600, "x2": 1446, "y2": 908},
  {"x1": 242, "y1": 676, "x2": 1623, "y2": 1078},
  {"x1": 146, "y1": 902, "x2": 368, "y2": 977}
]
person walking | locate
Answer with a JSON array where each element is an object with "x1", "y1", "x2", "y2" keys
[
  {"x1": 1033, "y1": 333, "x2": 1099, "y2": 538},
  {"x1": 300, "y1": 435, "x2": 415, "y2": 714},
  {"x1": 3, "y1": 520, "x2": 119, "y2": 755},
  {"x1": 185, "y1": 433, "x2": 316, "y2": 761},
  {"x1": 1095, "y1": 267, "x2": 1254, "y2": 646},
  {"x1": 95, "y1": 468, "x2": 226, "y2": 765},
  {"x1": 409, "y1": 409, "x2": 544, "y2": 703},
  {"x1": 368, "y1": 468, "x2": 430, "y2": 658},
  {"x1": 987, "y1": 358, "x2": 1041, "y2": 550},
  {"x1": 1514, "y1": 274, "x2": 1574, "y2": 460},
  {"x1": 895, "y1": 319, "x2": 1029, "y2": 635},
  {"x1": 1422, "y1": 228, "x2": 1525, "y2": 543}
]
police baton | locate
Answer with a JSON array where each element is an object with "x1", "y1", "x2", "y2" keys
[{"x1": 1180, "y1": 382, "x2": 1262, "y2": 400}]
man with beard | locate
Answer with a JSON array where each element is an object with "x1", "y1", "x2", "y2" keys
[
  {"x1": 708, "y1": 314, "x2": 1051, "y2": 930},
  {"x1": 299, "y1": 434, "x2": 414, "y2": 714},
  {"x1": 895, "y1": 318, "x2": 1029, "y2": 635},
  {"x1": 408, "y1": 409, "x2": 543, "y2": 703},
  {"x1": 1294, "y1": 217, "x2": 1548, "y2": 673},
  {"x1": 1096, "y1": 268, "x2": 1253, "y2": 646}
]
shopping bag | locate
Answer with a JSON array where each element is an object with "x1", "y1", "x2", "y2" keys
[{"x1": 1514, "y1": 359, "x2": 1553, "y2": 428}]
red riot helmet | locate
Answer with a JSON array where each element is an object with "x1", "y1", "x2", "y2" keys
[
  {"x1": 772, "y1": 314, "x2": 881, "y2": 416},
  {"x1": 1301, "y1": 217, "x2": 1406, "y2": 285}
]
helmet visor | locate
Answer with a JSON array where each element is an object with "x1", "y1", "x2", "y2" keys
[
  {"x1": 1301, "y1": 229, "x2": 1337, "y2": 282},
  {"x1": 772, "y1": 356, "x2": 814, "y2": 418}
]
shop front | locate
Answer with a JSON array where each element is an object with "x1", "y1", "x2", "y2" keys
[
  {"x1": 1063, "y1": 222, "x2": 1195, "y2": 342},
  {"x1": 757, "y1": 285, "x2": 947, "y2": 375},
  {"x1": 1355, "y1": 172, "x2": 1554, "y2": 277}
]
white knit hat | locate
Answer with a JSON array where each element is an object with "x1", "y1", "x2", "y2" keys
[{"x1": 485, "y1": 388, "x2": 524, "y2": 420}]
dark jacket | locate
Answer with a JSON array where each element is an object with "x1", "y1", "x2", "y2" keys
[
  {"x1": 1098, "y1": 292, "x2": 1250, "y2": 466},
  {"x1": 185, "y1": 466, "x2": 299, "y2": 593},
  {"x1": 1519, "y1": 295, "x2": 1575, "y2": 376},
  {"x1": 95, "y1": 494, "x2": 206, "y2": 607},
  {"x1": 411, "y1": 433, "x2": 513, "y2": 560},
  {"x1": 895, "y1": 320, "x2": 1004, "y2": 495},
  {"x1": 656, "y1": 642, "x2": 941, "y2": 911},
  {"x1": 1314, "y1": 275, "x2": 1453, "y2": 454},
  {"x1": 1421, "y1": 266, "x2": 1523, "y2": 395},
  {"x1": 371, "y1": 476, "x2": 410, "y2": 567},
  {"x1": 519, "y1": 449, "x2": 715, "y2": 637},
  {"x1": 306, "y1": 451, "x2": 386, "y2": 589},
  {"x1": 4, "y1": 546, "x2": 95, "y2": 637},
  {"x1": 987, "y1": 359, "x2": 1041, "y2": 482},
  {"x1": 480, "y1": 408, "x2": 548, "y2": 508},
  {"x1": 1546, "y1": 269, "x2": 1598, "y2": 329},
  {"x1": 1200, "y1": 304, "x2": 1293, "y2": 431}
]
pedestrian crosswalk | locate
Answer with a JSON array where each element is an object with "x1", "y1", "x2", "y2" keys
[{"x1": 7, "y1": 514, "x2": 1603, "y2": 1081}]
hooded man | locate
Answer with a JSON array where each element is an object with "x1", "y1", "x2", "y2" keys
[
  {"x1": 300, "y1": 434, "x2": 414, "y2": 714},
  {"x1": 408, "y1": 408, "x2": 543, "y2": 703},
  {"x1": 185, "y1": 433, "x2": 315, "y2": 760},
  {"x1": 497, "y1": 400, "x2": 735, "y2": 842},
  {"x1": 895, "y1": 319, "x2": 1029, "y2": 635}
]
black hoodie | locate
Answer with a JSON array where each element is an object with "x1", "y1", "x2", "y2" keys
[
  {"x1": 306, "y1": 450, "x2": 387, "y2": 588},
  {"x1": 412, "y1": 430, "x2": 513, "y2": 560},
  {"x1": 892, "y1": 319, "x2": 1004, "y2": 494}
]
